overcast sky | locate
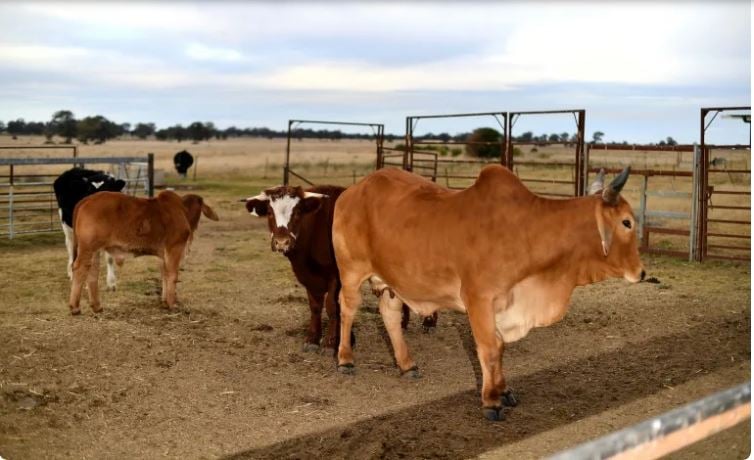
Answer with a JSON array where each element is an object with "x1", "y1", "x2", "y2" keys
[{"x1": 0, "y1": 1, "x2": 750, "y2": 143}]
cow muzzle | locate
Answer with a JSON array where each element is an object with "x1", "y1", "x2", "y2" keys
[{"x1": 270, "y1": 229, "x2": 296, "y2": 254}]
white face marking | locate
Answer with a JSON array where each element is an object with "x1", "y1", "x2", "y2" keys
[
  {"x1": 92, "y1": 181, "x2": 104, "y2": 189},
  {"x1": 269, "y1": 195, "x2": 300, "y2": 228}
]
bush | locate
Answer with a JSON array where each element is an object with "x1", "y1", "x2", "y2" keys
[
  {"x1": 465, "y1": 128, "x2": 502, "y2": 158},
  {"x1": 451, "y1": 148, "x2": 462, "y2": 157}
]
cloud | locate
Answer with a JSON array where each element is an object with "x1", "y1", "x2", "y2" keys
[{"x1": 185, "y1": 43, "x2": 244, "y2": 62}]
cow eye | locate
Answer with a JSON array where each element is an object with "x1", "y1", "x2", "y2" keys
[{"x1": 622, "y1": 219, "x2": 632, "y2": 229}]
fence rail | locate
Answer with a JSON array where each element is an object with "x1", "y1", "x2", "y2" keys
[
  {"x1": 548, "y1": 382, "x2": 750, "y2": 460},
  {"x1": 1, "y1": 154, "x2": 154, "y2": 239}
]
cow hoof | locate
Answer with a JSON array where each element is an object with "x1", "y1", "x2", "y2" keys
[
  {"x1": 501, "y1": 389, "x2": 518, "y2": 407},
  {"x1": 482, "y1": 406, "x2": 505, "y2": 421},
  {"x1": 337, "y1": 363, "x2": 356, "y2": 375},
  {"x1": 400, "y1": 366, "x2": 422, "y2": 379},
  {"x1": 70, "y1": 308, "x2": 81, "y2": 316},
  {"x1": 107, "y1": 285, "x2": 117, "y2": 292},
  {"x1": 422, "y1": 325, "x2": 435, "y2": 334},
  {"x1": 91, "y1": 306, "x2": 103, "y2": 314},
  {"x1": 302, "y1": 343, "x2": 320, "y2": 353}
]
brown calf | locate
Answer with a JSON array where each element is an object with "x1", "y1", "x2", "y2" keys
[{"x1": 68, "y1": 190, "x2": 218, "y2": 314}]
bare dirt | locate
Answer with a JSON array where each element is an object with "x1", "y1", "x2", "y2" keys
[{"x1": 0, "y1": 145, "x2": 750, "y2": 459}]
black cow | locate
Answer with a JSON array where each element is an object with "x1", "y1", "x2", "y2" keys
[
  {"x1": 53, "y1": 168, "x2": 126, "y2": 288},
  {"x1": 174, "y1": 150, "x2": 194, "y2": 178}
]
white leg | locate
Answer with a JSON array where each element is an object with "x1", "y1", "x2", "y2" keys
[
  {"x1": 60, "y1": 213, "x2": 75, "y2": 280},
  {"x1": 106, "y1": 252, "x2": 117, "y2": 290}
]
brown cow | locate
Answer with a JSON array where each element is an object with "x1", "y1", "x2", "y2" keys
[
  {"x1": 332, "y1": 165, "x2": 644, "y2": 421},
  {"x1": 245, "y1": 185, "x2": 348, "y2": 351},
  {"x1": 68, "y1": 190, "x2": 219, "y2": 314}
]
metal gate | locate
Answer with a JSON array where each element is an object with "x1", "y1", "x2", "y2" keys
[
  {"x1": 0, "y1": 155, "x2": 154, "y2": 239},
  {"x1": 402, "y1": 110, "x2": 586, "y2": 197},
  {"x1": 697, "y1": 106, "x2": 751, "y2": 261},
  {"x1": 283, "y1": 119, "x2": 384, "y2": 187}
]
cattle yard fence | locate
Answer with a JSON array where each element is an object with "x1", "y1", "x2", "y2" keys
[
  {"x1": 0, "y1": 154, "x2": 154, "y2": 239},
  {"x1": 400, "y1": 110, "x2": 586, "y2": 198},
  {"x1": 283, "y1": 119, "x2": 384, "y2": 187},
  {"x1": 548, "y1": 382, "x2": 750, "y2": 460},
  {"x1": 697, "y1": 106, "x2": 751, "y2": 262}
]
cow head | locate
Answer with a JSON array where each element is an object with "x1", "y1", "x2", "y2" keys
[
  {"x1": 244, "y1": 185, "x2": 328, "y2": 254},
  {"x1": 182, "y1": 194, "x2": 220, "y2": 232},
  {"x1": 87, "y1": 173, "x2": 126, "y2": 194},
  {"x1": 589, "y1": 167, "x2": 645, "y2": 283}
]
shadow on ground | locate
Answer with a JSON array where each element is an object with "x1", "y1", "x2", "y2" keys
[{"x1": 224, "y1": 313, "x2": 749, "y2": 460}]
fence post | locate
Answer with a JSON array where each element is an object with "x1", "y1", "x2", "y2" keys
[
  {"x1": 8, "y1": 184, "x2": 13, "y2": 240},
  {"x1": 689, "y1": 144, "x2": 700, "y2": 262},
  {"x1": 638, "y1": 175, "x2": 648, "y2": 247},
  {"x1": 147, "y1": 153, "x2": 155, "y2": 198}
]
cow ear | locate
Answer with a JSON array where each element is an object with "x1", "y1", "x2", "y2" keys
[
  {"x1": 202, "y1": 203, "x2": 220, "y2": 221},
  {"x1": 244, "y1": 193, "x2": 269, "y2": 217},
  {"x1": 595, "y1": 206, "x2": 613, "y2": 256}
]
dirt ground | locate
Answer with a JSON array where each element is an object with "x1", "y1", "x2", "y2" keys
[
  {"x1": 0, "y1": 136, "x2": 751, "y2": 459},
  {"x1": 0, "y1": 170, "x2": 750, "y2": 460}
]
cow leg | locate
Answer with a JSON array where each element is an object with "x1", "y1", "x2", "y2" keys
[
  {"x1": 337, "y1": 276, "x2": 363, "y2": 374},
  {"x1": 379, "y1": 292, "x2": 419, "y2": 378},
  {"x1": 105, "y1": 252, "x2": 118, "y2": 291},
  {"x1": 465, "y1": 295, "x2": 505, "y2": 421},
  {"x1": 162, "y1": 244, "x2": 185, "y2": 309},
  {"x1": 304, "y1": 289, "x2": 324, "y2": 352},
  {"x1": 69, "y1": 247, "x2": 93, "y2": 315},
  {"x1": 496, "y1": 340, "x2": 518, "y2": 408},
  {"x1": 401, "y1": 304, "x2": 410, "y2": 330},
  {"x1": 322, "y1": 278, "x2": 341, "y2": 351},
  {"x1": 61, "y1": 221, "x2": 75, "y2": 280},
  {"x1": 159, "y1": 258, "x2": 167, "y2": 302},
  {"x1": 86, "y1": 251, "x2": 102, "y2": 313}
]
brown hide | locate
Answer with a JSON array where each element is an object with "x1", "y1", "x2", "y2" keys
[
  {"x1": 245, "y1": 185, "x2": 346, "y2": 350},
  {"x1": 68, "y1": 190, "x2": 217, "y2": 314},
  {"x1": 332, "y1": 164, "x2": 644, "y2": 419}
]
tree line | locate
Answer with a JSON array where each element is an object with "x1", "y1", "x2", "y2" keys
[{"x1": 0, "y1": 110, "x2": 677, "y2": 147}]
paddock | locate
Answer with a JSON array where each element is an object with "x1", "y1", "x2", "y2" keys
[{"x1": 0, "y1": 135, "x2": 748, "y2": 459}]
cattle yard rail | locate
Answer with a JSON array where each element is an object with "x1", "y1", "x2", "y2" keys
[
  {"x1": 0, "y1": 155, "x2": 154, "y2": 239},
  {"x1": 283, "y1": 119, "x2": 385, "y2": 187},
  {"x1": 508, "y1": 109, "x2": 586, "y2": 196},
  {"x1": 697, "y1": 106, "x2": 751, "y2": 262},
  {"x1": 402, "y1": 110, "x2": 586, "y2": 197},
  {"x1": 548, "y1": 382, "x2": 750, "y2": 460}
]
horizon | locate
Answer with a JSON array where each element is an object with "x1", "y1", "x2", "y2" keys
[{"x1": 0, "y1": 2, "x2": 750, "y2": 145}]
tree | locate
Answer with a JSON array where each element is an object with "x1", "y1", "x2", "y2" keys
[
  {"x1": 77, "y1": 115, "x2": 120, "y2": 144},
  {"x1": 559, "y1": 132, "x2": 569, "y2": 143},
  {"x1": 517, "y1": 131, "x2": 534, "y2": 143},
  {"x1": 0, "y1": 121, "x2": 5, "y2": 133},
  {"x1": 50, "y1": 110, "x2": 78, "y2": 143},
  {"x1": 592, "y1": 131, "x2": 605, "y2": 143},
  {"x1": 132, "y1": 122, "x2": 156, "y2": 139},
  {"x1": 465, "y1": 127, "x2": 502, "y2": 158},
  {"x1": 665, "y1": 136, "x2": 678, "y2": 146},
  {"x1": 7, "y1": 119, "x2": 26, "y2": 136},
  {"x1": 187, "y1": 122, "x2": 211, "y2": 142}
]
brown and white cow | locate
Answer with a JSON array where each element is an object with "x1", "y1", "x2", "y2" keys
[
  {"x1": 68, "y1": 190, "x2": 219, "y2": 314},
  {"x1": 245, "y1": 185, "x2": 348, "y2": 352},
  {"x1": 332, "y1": 165, "x2": 644, "y2": 421}
]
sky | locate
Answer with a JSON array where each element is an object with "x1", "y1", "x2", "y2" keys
[{"x1": 0, "y1": 1, "x2": 750, "y2": 144}]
